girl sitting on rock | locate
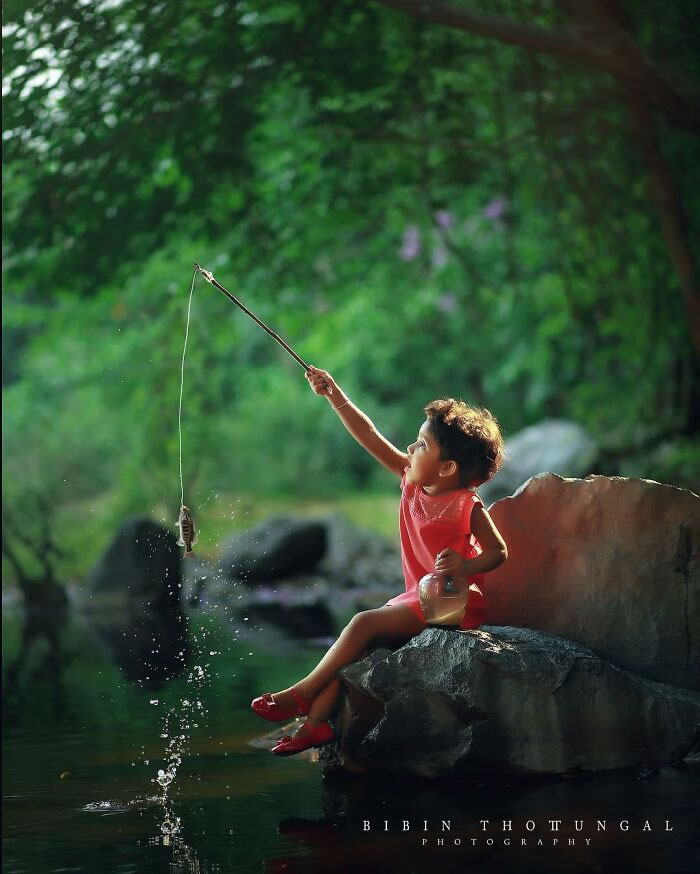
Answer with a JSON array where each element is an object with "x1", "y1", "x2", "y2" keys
[{"x1": 251, "y1": 365, "x2": 509, "y2": 756}]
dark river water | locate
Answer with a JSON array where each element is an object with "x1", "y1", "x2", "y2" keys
[{"x1": 2, "y1": 595, "x2": 699, "y2": 874}]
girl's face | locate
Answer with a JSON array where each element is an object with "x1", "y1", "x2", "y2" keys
[{"x1": 406, "y1": 419, "x2": 452, "y2": 486}]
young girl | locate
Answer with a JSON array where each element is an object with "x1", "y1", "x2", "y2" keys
[{"x1": 251, "y1": 365, "x2": 508, "y2": 756}]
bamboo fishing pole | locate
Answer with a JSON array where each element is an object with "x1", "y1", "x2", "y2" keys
[{"x1": 194, "y1": 262, "x2": 311, "y2": 371}]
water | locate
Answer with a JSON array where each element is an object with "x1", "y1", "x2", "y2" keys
[
  {"x1": 2, "y1": 598, "x2": 330, "y2": 873},
  {"x1": 3, "y1": 599, "x2": 699, "y2": 873}
]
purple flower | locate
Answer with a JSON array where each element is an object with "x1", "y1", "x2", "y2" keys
[
  {"x1": 435, "y1": 292, "x2": 457, "y2": 314},
  {"x1": 434, "y1": 210, "x2": 455, "y2": 230},
  {"x1": 483, "y1": 196, "x2": 506, "y2": 220},
  {"x1": 399, "y1": 224, "x2": 421, "y2": 261}
]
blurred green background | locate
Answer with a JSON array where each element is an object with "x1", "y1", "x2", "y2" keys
[{"x1": 3, "y1": 0, "x2": 700, "y2": 593}]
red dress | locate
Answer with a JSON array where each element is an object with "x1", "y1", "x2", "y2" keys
[{"x1": 383, "y1": 467, "x2": 487, "y2": 630}]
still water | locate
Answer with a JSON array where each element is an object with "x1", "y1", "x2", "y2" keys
[{"x1": 3, "y1": 596, "x2": 699, "y2": 874}]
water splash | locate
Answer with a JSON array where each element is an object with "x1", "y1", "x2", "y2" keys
[
  {"x1": 82, "y1": 795, "x2": 160, "y2": 815},
  {"x1": 148, "y1": 638, "x2": 211, "y2": 837}
]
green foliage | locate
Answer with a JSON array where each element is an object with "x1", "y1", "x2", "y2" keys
[{"x1": 3, "y1": 1, "x2": 699, "y2": 585}]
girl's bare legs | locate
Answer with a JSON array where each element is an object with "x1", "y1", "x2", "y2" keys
[
  {"x1": 307, "y1": 676, "x2": 342, "y2": 721},
  {"x1": 283, "y1": 677, "x2": 342, "y2": 742},
  {"x1": 269, "y1": 606, "x2": 425, "y2": 728}
]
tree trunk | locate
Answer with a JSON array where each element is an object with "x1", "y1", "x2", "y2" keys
[{"x1": 626, "y1": 98, "x2": 700, "y2": 367}]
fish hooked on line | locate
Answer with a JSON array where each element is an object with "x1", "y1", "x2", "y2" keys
[{"x1": 176, "y1": 504, "x2": 197, "y2": 558}]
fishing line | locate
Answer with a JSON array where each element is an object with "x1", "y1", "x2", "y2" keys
[
  {"x1": 178, "y1": 267, "x2": 198, "y2": 508},
  {"x1": 176, "y1": 260, "x2": 330, "y2": 556}
]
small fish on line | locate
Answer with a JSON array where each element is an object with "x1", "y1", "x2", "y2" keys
[{"x1": 176, "y1": 504, "x2": 197, "y2": 557}]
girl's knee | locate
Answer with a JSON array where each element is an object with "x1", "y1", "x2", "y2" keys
[
  {"x1": 347, "y1": 610, "x2": 373, "y2": 637},
  {"x1": 347, "y1": 607, "x2": 418, "y2": 650},
  {"x1": 348, "y1": 611, "x2": 384, "y2": 649}
]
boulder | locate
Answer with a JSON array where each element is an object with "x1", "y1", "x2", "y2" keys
[
  {"x1": 319, "y1": 626, "x2": 700, "y2": 778},
  {"x1": 479, "y1": 420, "x2": 597, "y2": 504},
  {"x1": 220, "y1": 515, "x2": 327, "y2": 582},
  {"x1": 79, "y1": 607, "x2": 190, "y2": 690},
  {"x1": 482, "y1": 474, "x2": 700, "y2": 690},
  {"x1": 229, "y1": 577, "x2": 336, "y2": 637},
  {"x1": 245, "y1": 599, "x2": 336, "y2": 639},
  {"x1": 194, "y1": 512, "x2": 403, "y2": 634},
  {"x1": 316, "y1": 512, "x2": 404, "y2": 591},
  {"x1": 83, "y1": 518, "x2": 181, "y2": 616},
  {"x1": 180, "y1": 553, "x2": 217, "y2": 608}
]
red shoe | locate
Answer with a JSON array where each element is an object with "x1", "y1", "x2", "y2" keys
[
  {"x1": 251, "y1": 687, "x2": 313, "y2": 722},
  {"x1": 271, "y1": 719, "x2": 335, "y2": 756}
]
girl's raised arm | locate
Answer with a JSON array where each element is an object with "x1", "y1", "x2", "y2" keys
[{"x1": 306, "y1": 365, "x2": 408, "y2": 479}]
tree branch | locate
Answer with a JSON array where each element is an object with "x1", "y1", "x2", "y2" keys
[
  {"x1": 371, "y1": 0, "x2": 700, "y2": 131},
  {"x1": 555, "y1": 0, "x2": 700, "y2": 126}
]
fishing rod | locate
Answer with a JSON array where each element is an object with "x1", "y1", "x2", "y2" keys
[
  {"x1": 194, "y1": 262, "x2": 311, "y2": 371},
  {"x1": 177, "y1": 262, "x2": 328, "y2": 558}
]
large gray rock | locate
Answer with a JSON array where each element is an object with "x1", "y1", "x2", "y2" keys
[
  {"x1": 220, "y1": 515, "x2": 327, "y2": 582},
  {"x1": 320, "y1": 626, "x2": 700, "y2": 778},
  {"x1": 483, "y1": 473, "x2": 700, "y2": 689},
  {"x1": 180, "y1": 553, "x2": 215, "y2": 607},
  {"x1": 479, "y1": 419, "x2": 598, "y2": 504},
  {"x1": 83, "y1": 518, "x2": 181, "y2": 615},
  {"x1": 245, "y1": 594, "x2": 336, "y2": 638},
  {"x1": 315, "y1": 512, "x2": 403, "y2": 591}
]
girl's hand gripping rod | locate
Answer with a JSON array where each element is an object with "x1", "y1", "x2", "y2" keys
[{"x1": 193, "y1": 262, "x2": 329, "y2": 389}]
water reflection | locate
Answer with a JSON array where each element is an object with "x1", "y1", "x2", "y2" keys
[
  {"x1": 82, "y1": 602, "x2": 191, "y2": 690},
  {"x1": 264, "y1": 765, "x2": 699, "y2": 874},
  {"x1": 3, "y1": 597, "x2": 70, "y2": 722}
]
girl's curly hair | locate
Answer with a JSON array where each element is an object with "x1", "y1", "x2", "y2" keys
[{"x1": 424, "y1": 398, "x2": 506, "y2": 488}]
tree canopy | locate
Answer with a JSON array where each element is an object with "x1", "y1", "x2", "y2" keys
[{"x1": 3, "y1": 0, "x2": 699, "y2": 581}]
